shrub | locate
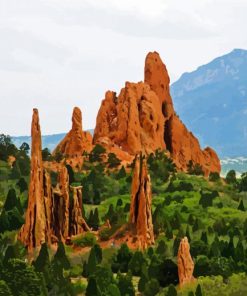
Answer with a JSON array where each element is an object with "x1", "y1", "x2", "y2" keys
[{"x1": 72, "y1": 233, "x2": 96, "y2": 247}]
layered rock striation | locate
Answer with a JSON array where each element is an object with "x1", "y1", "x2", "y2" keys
[
  {"x1": 177, "y1": 237, "x2": 195, "y2": 286},
  {"x1": 19, "y1": 109, "x2": 90, "y2": 252},
  {"x1": 129, "y1": 154, "x2": 154, "y2": 249},
  {"x1": 93, "y1": 52, "x2": 221, "y2": 175},
  {"x1": 54, "y1": 107, "x2": 92, "y2": 158}
]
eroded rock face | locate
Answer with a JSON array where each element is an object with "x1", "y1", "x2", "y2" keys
[
  {"x1": 54, "y1": 107, "x2": 93, "y2": 157},
  {"x1": 18, "y1": 109, "x2": 48, "y2": 251},
  {"x1": 94, "y1": 83, "x2": 165, "y2": 156},
  {"x1": 93, "y1": 52, "x2": 221, "y2": 175},
  {"x1": 129, "y1": 154, "x2": 154, "y2": 249},
  {"x1": 19, "y1": 109, "x2": 90, "y2": 252},
  {"x1": 177, "y1": 237, "x2": 195, "y2": 286},
  {"x1": 70, "y1": 186, "x2": 90, "y2": 235}
]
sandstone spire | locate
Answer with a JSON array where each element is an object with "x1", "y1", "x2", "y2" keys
[
  {"x1": 129, "y1": 154, "x2": 154, "y2": 249},
  {"x1": 18, "y1": 109, "x2": 48, "y2": 251},
  {"x1": 54, "y1": 107, "x2": 93, "y2": 157},
  {"x1": 177, "y1": 237, "x2": 195, "y2": 286},
  {"x1": 93, "y1": 52, "x2": 221, "y2": 175}
]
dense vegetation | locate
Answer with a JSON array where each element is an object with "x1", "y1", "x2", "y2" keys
[{"x1": 0, "y1": 134, "x2": 247, "y2": 295}]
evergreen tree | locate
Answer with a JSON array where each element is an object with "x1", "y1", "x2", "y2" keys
[
  {"x1": 177, "y1": 227, "x2": 185, "y2": 239},
  {"x1": 186, "y1": 226, "x2": 191, "y2": 242},
  {"x1": 165, "y1": 222, "x2": 173, "y2": 239},
  {"x1": 138, "y1": 264, "x2": 149, "y2": 292},
  {"x1": 225, "y1": 170, "x2": 236, "y2": 184},
  {"x1": 16, "y1": 177, "x2": 28, "y2": 193},
  {"x1": 3, "y1": 189, "x2": 22, "y2": 213},
  {"x1": 111, "y1": 244, "x2": 132, "y2": 273},
  {"x1": 116, "y1": 166, "x2": 126, "y2": 179},
  {"x1": 144, "y1": 278, "x2": 160, "y2": 296},
  {"x1": 88, "y1": 210, "x2": 94, "y2": 228},
  {"x1": 108, "y1": 153, "x2": 121, "y2": 168},
  {"x1": 86, "y1": 277, "x2": 101, "y2": 296},
  {"x1": 0, "y1": 280, "x2": 12, "y2": 296},
  {"x1": 94, "y1": 265, "x2": 114, "y2": 294},
  {"x1": 104, "y1": 204, "x2": 115, "y2": 223},
  {"x1": 195, "y1": 284, "x2": 203, "y2": 296},
  {"x1": 9, "y1": 161, "x2": 21, "y2": 179},
  {"x1": 33, "y1": 243, "x2": 51, "y2": 285},
  {"x1": 128, "y1": 251, "x2": 147, "y2": 276},
  {"x1": 87, "y1": 247, "x2": 98, "y2": 276},
  {"x1": 65, "y1": 165, "x2": 75, "y2": 185},
  {"x1": 156, "y1": 240, "x2": 167, "y2": 257},
  {"x1": 167, "y1": 284, "x2": 177, "y2": 296},
  {"x1": 234, "y1": 240, "x2": 245, "y2": 262},
  {"x1": 173, "y1": 237, "x2": 180, "y2": 256},
  {"x1": 92, "y1": 208, "x2": 100, "y2": 230},
  {"x1": 93, "y1": 244, "x2": 103, "y2": 265},
  {"x1": 238, "y1": 200, "x2": 245, "y2": 211},
  {"x1": 52, "y1": 241, "x2": 70, "y2": 271},
  {"x1": 116, "y1": 198, "x2": 123, "y2": 207},
  {"x1": 201, "y1": 232, "x2": 208, "y2": 244},
  {"x1": 117, "y1": 272, "x2": 135, "y2": 296},
  {"x1": 0, "y1": 209, "x2": 9, "y2": 233}
]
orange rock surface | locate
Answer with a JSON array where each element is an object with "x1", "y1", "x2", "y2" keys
[
  {"x1": 19, "y1": 109, "x2": 90, "y2": 252},
  {"x1": 18, "y1": 109, "x2": 49, "y2": 251},
  {"x1": 177, "y1": 237, "x2": 195, "y2": 286},
  {"x1": 54, "y1": 107, "x2": 92, "y2": 158},
  {"x1": 93, "y1": 52, "x2": 221, "y2": 175},
  {"x1": 129, "y1": 154, "x2": 154, "y2": 249}
]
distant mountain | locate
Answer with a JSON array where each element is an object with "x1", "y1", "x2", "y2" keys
[
  {"x1": 171, "y1": 48, "x2": 247, "y2": 158},
  {"x1": 12, "y1": 130, "x2": 94, "y2": 152}
]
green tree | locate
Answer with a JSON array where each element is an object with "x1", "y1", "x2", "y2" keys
[
  {"x1": 33, "y1": 243, "x2": 51, "y2": 285},
  {"x1": 94, "y1": 265, "x2": 114, "y2": 294},
  {"x1": 116, "y1": 166, "x2": 126, "y2": 179},
  {"x1": 19, "y1": 142, "x2": 30, "y2": 153},
  {"x1": 116, "y1": 198, "x2": 123, "y2": 207},
  {"x1": 16, "y1": 177, "x2": 28, "y2": 193},
  {"x1": 112, "y1": 244, "x2": 132, "y2": 273},
  {"x1": 167, "y1": 284, "x2": 177, "y2": 296},
  {"x1": 65, "y1": 164, "x2": 75, "y2": 184},
  {"x1": 239, "y1": 172, "x2": 247, "y2": 192},
  {"x1": 144, "y1": 278, "x2": 160, "y2": 296},
  {"x1": 42, "y1": 148, "x2": 51, "y2": 161},
  {"x1": 209, "y1": 172, "x2": 220, "y2": 182},
  {"x1": 9, "y1": 161, "x2": 21, "y2": 179},
  {"x1": 87, "y1": 246, "x2": 98, "y2": 276},
  {"x1": 238, "y1": 200, "x2": 245, "y2": 211},
  {"x1": 92, "y1": 208, "x2": 100, "y2": 230},
  {"x1": 0, "y1": 259, "x2": 43, "y2": 296},
  {"x1": 0, "y1": 280, "x2": 12, "y2": 296},
  {"x1": 3, "y1": 189, "x2": 22, "y2": 213},
  {"x1": 89, "y1": 144, "x2": 106, "y2": 162},
  {"x1": 201, "y1": 232, "x2": 208, "y2": 244},
  {"x1": 156, "y1": 240, "x2": 167, "y2": 257},
  {"x1": 128, "y1": 251, "x2": 147, "y2": 276},
  {"x1": 108, "y1": 153, "x2": 121, "y2": 168},
  {"x1": 225, "y1": 170, "x2": 236, "y2": 184},
  {"x1": 195, "y1": 284, "x2": 203, "y2": 296},
  {"x1": 117, "y1": 272, "x2": 135, "y2": 296},
  {"x1": 0, "y1": 209, "x2": 9, "y2": 233},
  {"x1": 138, "y1": 264, "x2": 149, "y2": 292},
  {"x1": 85, "y1": 277, "x2": 101, "y2": 296}
]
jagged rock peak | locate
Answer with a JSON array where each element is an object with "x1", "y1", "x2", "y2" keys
[
  {"x1": 18, "y1": 108, "x2": 48, "y2": 251},
  {"x1": 177, "y1": 236, "x2": 195, "y2": 286},
  {"x1": 53, "y1": 106, "x2": 93, "y2": 158},
  {"x1": 72, "y1": 106, "x2": 83, "y2": 130},
  {"x1": 129, "y1": 154, "x2": 154, "y2": 249}
]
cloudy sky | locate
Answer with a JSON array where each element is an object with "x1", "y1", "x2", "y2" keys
[{"x1": 1, "y1": 0, "x2": 246, "y2": 135}]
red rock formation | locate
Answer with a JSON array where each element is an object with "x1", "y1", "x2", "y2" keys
[
  {"x1": 70, "y1": 185, "x2": 91, "y2": 235},
  {"x1": 52, "y1": 166, "x2": 70, "y2": 241},
  {"x1": 129, "y1": 154, "x2": 154, "y2": 249},
  {"x1": 18, "y1": 109, "x2": 49, "y2": 251},
  {"x1": 19, "y1": 109, "x2": 90, "y2": 252},
  {"x1": 93, "y1": 52, "x2": 221, "y2": 175},
  {"x1": 54, "y1": 107, "x2": 92, "y2": 158},
  {"x1": 177, "y1": 237, "x2": 195, "y2": 286}
]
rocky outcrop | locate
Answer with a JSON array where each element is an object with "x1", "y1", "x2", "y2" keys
[
  {"x1": 129, "y1": 154, "x2": 154, "y2": 249},
  {"x1": 70, "y1": 186, "x2": 91, "y2": 235},
  {"x1": 177, "y1": 237, "x2": 195, "y2": 286},
  {"x1": 93, "y1": 52, "x2": 221, "y2": 175},
  {"x1": 54, "y1": 107, "x2": 93, "y2": 158},
  {"x1": 18, "y1": 109, "x2": 48, "y2": 251},
  {"x1": 52, "y1": 167, "x2": 70, "y2": 241},
  {"x1": 19, "y1": 109, "x2": 90, "y2": 252}
]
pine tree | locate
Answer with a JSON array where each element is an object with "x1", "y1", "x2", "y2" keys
[
  {"x1": 33, "y1": 243, "x2": 51, "y2": 284},
  {"x1": 156, "y1": 240, "x2": 167, "y2": 257},
  {"x1": 238, "y1": 200, "x2": 245, "y2": 211},
  {"x1": 234, "y1": 240, "x2": 245, "y2": 262},
  {"x1": 138, "y1": 264, "x2": 149, "y2": 292},
  {"x1": 186, "y1": 226, "x2": 191, "y2": 242},
  {"x1": 85, "y1": 277, "x2": 100, "y2": 296},
  {"x1": 87, "y1": 247, "x2": 98, "y2": 276},
  {"x1": 167, "y1": 284, "x2": 177, "y2": 296},
  {"x1": 195, "y1": 284, "x2": 203, "y2": 296},
  {"x1": 165, "y1": 221, "x2": 173, "y2": 239},
  {"x1": 201, "y1": 232, "x2": 208, "y2": 244},
  {"x1": 173, "y1": 237, "x2": 180, "y2": 256},
  {"x1": 92, "y1": 208, "x2": 100, "y2": 230},
  {"x1": 116, "y1": 198, "x2": 123, "y2": 207},
  {"x1": 116, "y1": 166, "x2": 126, "y2": 179}
]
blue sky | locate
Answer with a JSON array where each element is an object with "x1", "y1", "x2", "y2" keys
[{"x1": 0, "y1": 0, "x2": 246, "y2": 135}]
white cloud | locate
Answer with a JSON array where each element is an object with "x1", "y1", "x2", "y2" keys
[{"x1": 0, "y1": 0, "x2": 246, "y2": 135}]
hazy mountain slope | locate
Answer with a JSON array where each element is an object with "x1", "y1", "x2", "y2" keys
[{"x1": 171, "y1": 48, "x2": 247, "y2": 158}]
